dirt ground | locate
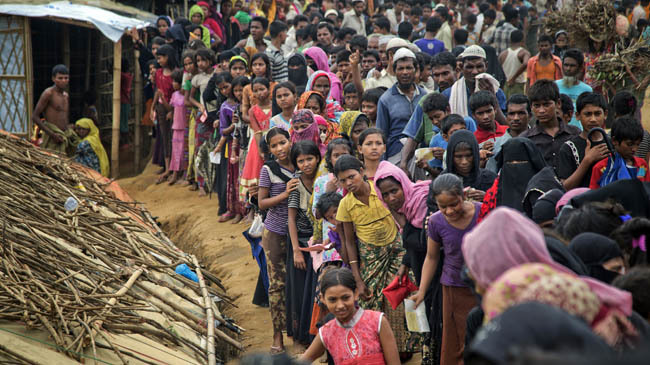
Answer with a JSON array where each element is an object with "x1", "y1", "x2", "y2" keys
[{"x1": 119, "y1": 164, "x2": 276, "y2": 358}]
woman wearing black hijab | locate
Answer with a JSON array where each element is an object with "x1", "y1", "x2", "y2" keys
[
  {"x1": 287, "y1": 54, "x2": 309, "y2": 96},
  {"x1": 444, "y1": 130, "x2": 497, "y2": 195},
  {"x1": 493, "y1": 137, "x2": 547, "y2": 211},
  {"x1": 570, "y1": 232, "x2": 626, "y2": 284},
  {"x1": 466, "y1": 302, "x2": 613, "y2": 365},
  {"x1": 523, "y1": 167, "x2": 565, "y2": 218},
  {"x1": 165, "y1": 24, "x2": 188, "y2": 61}
]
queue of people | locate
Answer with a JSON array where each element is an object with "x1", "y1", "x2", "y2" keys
[{"x1": 31, "y1": 1, "x2": 650, "y2": 365}]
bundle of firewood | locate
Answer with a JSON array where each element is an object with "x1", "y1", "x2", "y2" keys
[
  {"x1": 588, "y1": 38, "x2": 650, "y2": 92},
  {"x1": 543, "y1": 0, "x2": 617, "y2": 49},
  {"x1": 0, "y1": 132, "x2": 242, "y2": 364}
]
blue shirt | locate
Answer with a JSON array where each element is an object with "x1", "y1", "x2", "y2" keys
[
  {"x1": 414, "y1": 38, "x2": 446, "y2": 57},
  {"x1": 402, "y1": 103, "x2": 477, "y2": 144},
  {"x1": 428, "y1": 134, "x2": 447, "y2": 169},
  {"x1": 376, "y1": 84, "x2": 427, "y2": 158},
  {"x1": 442, "y1": 85, "x2": 507, "y2": 117},
  {"x1": 555, "y1": 79, "x2": 592, "y2": 131},
  {"x1": 426, "y1": 117, "x2": 477, "y2": 169}
]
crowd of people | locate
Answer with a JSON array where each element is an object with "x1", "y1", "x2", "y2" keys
[{"x1": 30, "y1": 0, "x2": 650, "y2": 364}]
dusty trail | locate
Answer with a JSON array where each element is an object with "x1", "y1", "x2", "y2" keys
[{"x1": 119, "y1": 164, "x2": 275, "y2": 358}]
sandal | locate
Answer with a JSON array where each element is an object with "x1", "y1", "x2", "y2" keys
[
  {"x1": 218, "y1": 213, "x2": 234, "y2": 223},
  {"x1": 269, "y1": 346, "x2": 285, "y2": 355},
  {"x1": 230, "y1": 214, "x2": 243, "y2": 224}
]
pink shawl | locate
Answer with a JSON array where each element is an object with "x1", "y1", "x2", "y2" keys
[
  {"x1": 462, "y1": 207, "x2": 633, "y2": 316},
  {"x1": 304, "y1": 47, "x2": 330, "y2": 72},
  {"x1": 290, "y1": 109, "x2": 326, "y2": 156},
  {"x1": 303, "y1": 48, "x2": 343, "y2": 103},
  {"x1": 374, "y1": 161, "x2": 430, "y2": 229}
]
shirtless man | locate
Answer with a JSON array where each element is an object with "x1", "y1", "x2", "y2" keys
[{"x1": 33, "y1": 64, "x2": 78, "y2": 155}]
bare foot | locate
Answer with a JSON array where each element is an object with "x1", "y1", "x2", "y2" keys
[
  {"x1": 167, "y1": 172, "x2": 178, "y2": 185},
  {"x1": 188, "y1": 183, "x2": 199, "y2": 191},
  {"x1": 155, "y1": 172, "x2": 169, "y2": 185},
  {"x1": 230, "y1": 214, "x2": 243, "y2": 224},
  {"x1": 198, "y1": 186, "x2": 207, "y2": 197},
  {"x1": 244, "y1": 210, "x2": 255, "y2": 223}
]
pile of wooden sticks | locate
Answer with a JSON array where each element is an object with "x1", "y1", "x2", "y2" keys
[{"x1": 0, "y1": 133, "x2": 242, "y2": 364}]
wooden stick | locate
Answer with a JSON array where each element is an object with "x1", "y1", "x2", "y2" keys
[
  {"x1": 0, "y1": 343, "x2": 39, "y2": 365},
  {"x1": 93, "y1": 323, "x2": 128, "y2": 365},
  {"x1": 135, "y1": 281, "x2": 243, "y2": 350},
  {"x1": 194, "y1": 255, "x2": 216, "y2": 365},
  {"x1": 111, "y1": 37, "x2": 122, "y2": 178}
]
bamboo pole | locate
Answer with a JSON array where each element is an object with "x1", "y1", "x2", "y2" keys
[
  {"x1": 134, "y1": 48, "x2": 142, "y2": 172},
  {"x1": 111, "y1": 38, "x2": 122, "y2": 178},
  {"x1": 193, "y1": 255, "x2": 216, "y2": 365},
  {"x1": 23, "y1": 17, "x2": 34, "y2": 138}
]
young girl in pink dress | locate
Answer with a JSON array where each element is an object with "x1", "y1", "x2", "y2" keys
[
  {"x1": 300, "y1": 268, "x2": 400, "y2": 365},
  {"x1": 240, "y1": 77, "x2": 272, "y2": 204},
  {"x1": 168, "y1": 69, "x2": 187, "y2": 185}
]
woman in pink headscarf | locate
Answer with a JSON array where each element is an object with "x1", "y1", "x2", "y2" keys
[
  {"x1": 462, "y1": 207, "x2": 637, "y2": 347},
  {"x1": 303, "y1": 47, "x2": 343, "y2": 104},
  {"x1": 374, "y1": 161, "x2": 430, "y2": 283},
  {"x1": 290, "y1": 109, "x2": 326, "y2": 156}
]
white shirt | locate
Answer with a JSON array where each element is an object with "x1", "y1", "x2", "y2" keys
[{"x1": 341, "y1": 10, "x2": 366, "y2": 36}]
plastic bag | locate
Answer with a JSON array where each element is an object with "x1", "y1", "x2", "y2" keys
[
  {"x1": 175, "y1": 263, "x2": 199, "y2": 282},
  {"x1": 382, "y1": 275, "x2": 418, "y2": 310},
  {"x1": 248, "y1": 213, "x2": 264, "y2": 238}
]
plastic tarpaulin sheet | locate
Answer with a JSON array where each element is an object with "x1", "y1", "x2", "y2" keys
[{"x1": 0, "y1": 1, "x2": 149, "y2": 42}]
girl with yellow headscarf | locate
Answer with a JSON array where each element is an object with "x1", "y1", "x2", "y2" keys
[{"x1": 74, "y1": 118, "x2": 109, "y2": 177}]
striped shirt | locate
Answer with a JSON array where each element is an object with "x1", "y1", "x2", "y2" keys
[
  {"x1": 636, "y1": 130, "x2": 650, "y2": 160},
  {"x1": 259, "y1": 164, "x2": 293, "y2": 235},
  {"x1": 287, "y1": 181, "x2": 313, "y2": 240},
  {"x1": 266, "y1": 44, "x2": 289, "y2": 82}
]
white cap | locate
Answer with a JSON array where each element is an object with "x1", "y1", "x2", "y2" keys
[
  {"x1": 324, "y1": 9, "x2": 338, "y2": 18},
  {"x1": 459, "y1": 45, "x2": 486, "y2": 59},
  {"x1": 393, "y1": 47, "x2": 416, "y2": 62},
  {"x1": 386, "y1": 37, "x2": 410, "y2": 51}
]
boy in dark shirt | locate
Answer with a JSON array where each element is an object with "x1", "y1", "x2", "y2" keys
[
  {"x1": 557, "y1": 92, "x2": 610, "y2": 189},
  {"x1": 520, "y1": 79, "x2": 580, "y2": 169}
]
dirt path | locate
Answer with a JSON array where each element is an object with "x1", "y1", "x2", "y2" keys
[{"x1": 119, "y1": 164, "x2": 275, "y2": 357}]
